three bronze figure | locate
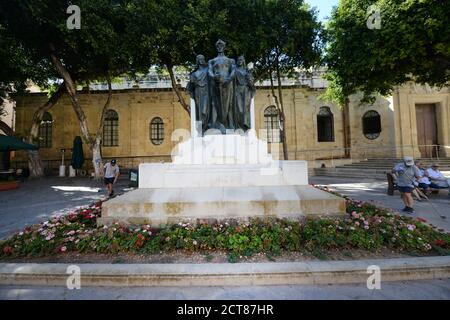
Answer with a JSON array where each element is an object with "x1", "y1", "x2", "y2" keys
[{"x1": 187, "y1": 39, "x2": 256, "y2": 134}]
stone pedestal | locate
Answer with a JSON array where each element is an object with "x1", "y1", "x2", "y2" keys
[{"x1": 97, "y1": 99, "x2": 346, "y2": 227}]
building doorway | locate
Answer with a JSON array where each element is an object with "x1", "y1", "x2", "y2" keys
[{"x1": 415, "y1": 104, "x2": 438, "y2": 158}]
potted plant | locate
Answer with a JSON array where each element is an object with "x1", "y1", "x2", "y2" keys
[{"x1": 0, "y1": 175, "x2": 20, "y2": 191}]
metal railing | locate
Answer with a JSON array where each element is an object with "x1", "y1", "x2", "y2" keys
[{"x1": 295, "y1": 144, "x2": 450, "y2": 167}]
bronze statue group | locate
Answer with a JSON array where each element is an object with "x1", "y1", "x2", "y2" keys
[{"x1": 187, "y1": 39, "x2": 256, "y2": 134}]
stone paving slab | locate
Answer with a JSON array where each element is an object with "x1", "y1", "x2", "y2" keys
[
  {"x1": 1, "y1": 279, "x2": 449, "y2": 300},
  {"x1": 1, "y1": 256, "x2": 449, "y2": 287}
]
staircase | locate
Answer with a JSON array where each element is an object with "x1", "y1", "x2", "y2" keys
[{"x1": 313, "y1": 158, "x2": 450, "y2": 180}]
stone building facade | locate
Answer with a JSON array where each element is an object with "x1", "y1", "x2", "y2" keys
[{"x1": 11, "y1": 82, "x2": 450, "y2": 173}]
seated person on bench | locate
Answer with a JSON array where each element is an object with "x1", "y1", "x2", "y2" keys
[
  {"x1": 415, "y1": 160, "x2": 431, "y2": 191},
  {"x1": 427, "y1": 163, "x2": 450, "y2": 197}
]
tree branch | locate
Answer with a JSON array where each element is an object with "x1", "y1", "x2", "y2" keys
[
  {"x1": 167, "y1": 64, "x2": 190, "y2": 115},
  {"x1": 95, "y1": 75, "x2": 113, "y2": 144}
]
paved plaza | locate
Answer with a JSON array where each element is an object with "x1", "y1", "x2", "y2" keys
[
  {"x1": 0, "y1": 176, "x2": 132, "y2": 239},
  {"x1": 0, "y1": 279, "x2": 449, "y2": 300}
]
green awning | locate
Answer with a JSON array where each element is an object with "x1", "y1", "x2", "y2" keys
[
  {"x1": 0, "y1": 135, "x2": 38, "y2": 151},
  {"x1": 71, "y1": 136, "x2": 85, "y2": 169}
]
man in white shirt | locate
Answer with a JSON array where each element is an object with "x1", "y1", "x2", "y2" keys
[
  {"x1": 414, "y1": 160, "x2": 431, "y2": 190},
  {"x1": 427, "y1": 163, "x2": 450, "y2": 196},
  {"x1": 104, "y1": 159, "x2": 120, "y2": 197}
]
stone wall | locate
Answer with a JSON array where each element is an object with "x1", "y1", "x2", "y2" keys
[{"x1": 11, "y1": 84, "x2": 449, "y2": 173}]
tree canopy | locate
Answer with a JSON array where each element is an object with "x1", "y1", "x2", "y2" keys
[{"x1": 324, "y1": 0, "x2": 450, "y2": 105}]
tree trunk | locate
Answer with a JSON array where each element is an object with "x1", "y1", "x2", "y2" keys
[
  {"x1": 268, "y1": 72, "x2": 287, "y2": 160},
  {"x1": 275, "y1": 55, "x2": 289, "y2": 160},
  {"x1": 91, "y1": 142, "x2": 103, "y2": 180},
  {"x1": 91, "y1": 78, "x2": 113, "y2": 180},
  {"x1": 49, "y1": 45, "x2": 112, "y2": 180},
  {"x1": 167, "y1": 64, "x2": 190, "y2": 115},
  {"x1": 342, "y1": 98, "x2": 351, "y2": 158},
  {"x1": 49, "y1": 45, "x2": 93, "y2": 144},
  {"x1": 26, "y1": 83, "x2": 65, "y2": 177}
]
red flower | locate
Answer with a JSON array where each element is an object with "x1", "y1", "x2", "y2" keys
[
  {"x1": 134, "y1": 233, "x2": 146, "y2": 248},
  {"x1": 416, "y1": 217, "x2": 427, "y2": 223},
  {"x1": 2, "y1": 246, "x2": 13, "y2": 255},
  {"x1": 435, "y1": 239, "x2": 445, "y2": 247}
]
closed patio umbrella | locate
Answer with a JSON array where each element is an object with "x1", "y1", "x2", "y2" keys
[
  {"x1": 0, "y1": 135, "x2": 38, "y2": 151},
  {"x1": 71, "y1": 136, "x2": 85, "y2": 169}
]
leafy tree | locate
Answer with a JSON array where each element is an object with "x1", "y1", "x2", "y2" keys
[
  {"x1": 324, "y1": 0, "x2": 450, "y2": 105},
  {"x1": 0, "y1": 20, "x2": 65, "y2": 174},
  {"x1": 1, "y1": 0, "x2": 136, "y2": 178},
  {"x1": 241, "y1": 0, "x2": 322, "y2": 159}
]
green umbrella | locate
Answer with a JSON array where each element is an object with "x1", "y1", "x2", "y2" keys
[
  {"x1": 71, "y1": 136, "x2": 85, "y2": 169},
  {"x1": 0, "y1": 135, "x2": 38, "y2": 151}
]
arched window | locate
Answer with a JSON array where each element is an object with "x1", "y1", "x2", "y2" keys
[
  {"x1": 150, "y1": 117, "x2": 164, "y2": 145},
  {"x1": 38, "y1": 112, "x2": 53, "y2": 148},
  {"x1": 264, "y1": 106, "x2": 281, "y2": 143},
  {"x1": 317, "y1": 107, "x2": 334, "y2": 142},
  {"x1": 103, "y1": 110, "x2": 119, "y2": 147},
  {"x1": 362, "y1": 110, "x2": 381, "y2": 140}
]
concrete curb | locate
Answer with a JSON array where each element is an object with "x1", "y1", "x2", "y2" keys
[{"x1": 0, "y1": 256, "x2": 449, "y2": 287}]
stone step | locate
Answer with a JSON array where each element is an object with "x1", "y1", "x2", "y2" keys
[
  {"x1": 98, "y1": 185, "x2": 346, "y2": 226},
  {"x1": 138, "y1": 161, "x2": 308, "y2": 189},
  {"x1": 313, "y1": 173, "x2": 387, "y2": 180}
]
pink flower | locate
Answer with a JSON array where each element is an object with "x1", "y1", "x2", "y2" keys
[
  {"x1": 60, "y1": 246, "x2": 67, "y2": 252},
  {"x1": 2, "y1": 246, "x2": 13, "y2": 255},
  {"x1": 355, "y1": 221, "x2": 360, "y2": 226},
  {"x1": 45, "y1": 234, "x2": 55, "y2": 241},
  {"x1": 364, "y1": 225, "x2": 369, "y2": 230}
]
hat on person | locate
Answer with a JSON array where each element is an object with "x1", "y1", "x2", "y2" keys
[
  {"x1": 111, "y1": 159, "x2": 116, "y2": 165},
  {"x1": 431, "y1": 163, "x2": 440, "y2": 167},
  {"x1": 403, "y1": 156, "x2": 414, "y2": 166}
]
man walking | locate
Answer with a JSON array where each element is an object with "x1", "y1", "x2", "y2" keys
[
  {"x1": 393, "y1": 156, "x2": 421, "y2": 213},
  {"x1": 104, "y1": 159, "x2": 120, "y2": 197}
]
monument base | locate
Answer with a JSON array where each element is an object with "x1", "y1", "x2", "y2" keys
[
  {"x1": 98, "y1": 184, "x2": 345, "y2": 226},
  {"x1": 97, "y1": 133, "x2": 346, "y2": 226}
]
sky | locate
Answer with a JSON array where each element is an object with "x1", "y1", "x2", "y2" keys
[{"x1": 305, "y1": 0, "x2": 339, "y2": 22}]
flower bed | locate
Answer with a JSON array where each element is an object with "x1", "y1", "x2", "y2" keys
[{"x1": 1, "y1": 188, "x2": 449, "y2": 262}]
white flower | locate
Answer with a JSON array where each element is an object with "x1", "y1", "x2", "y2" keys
[
  {"x1": 18, "y1": 232, "x2": 23, "y2": 236},
  {"x1": 193, "y1": 240, "x2": 198, "y2": 245}
]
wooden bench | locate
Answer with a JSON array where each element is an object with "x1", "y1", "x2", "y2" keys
[
  {"x1": 388, "y1": 172, "x2": 447, "y2": 199},
  {"x1": 387, "y1": 172, "x2": 397, "y2": 195}
]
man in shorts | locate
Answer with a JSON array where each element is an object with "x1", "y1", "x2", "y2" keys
[
  {"x1": 104, "y1": 159, "x2": 120, "y2": 197},
  {"x1": 393, "y1": 156, "x2": 421, "y2": 213}
]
